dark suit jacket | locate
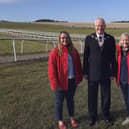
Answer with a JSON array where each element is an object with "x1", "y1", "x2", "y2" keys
[{"x1": 83, "y1": 32, "x2": 116, "y2": 81}]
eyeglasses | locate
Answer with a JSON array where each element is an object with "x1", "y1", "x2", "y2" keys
[
  {"x1": 60, "y1": 37, "x2": 69, "y2": 39},
  {"x1": 95, "y1": 25, "x2": 105, "y2": 28},
  {"x1": 121, "y1": 39, "x2": 129, "y2": 42}
]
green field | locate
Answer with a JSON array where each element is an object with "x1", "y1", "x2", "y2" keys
[
  {"x1": 0, "y1": 21, "x2": 129, "y2": 35},
  {"x1": 0, "y1": 60, "x2": 128, "y2": 129},
  {"x1": 0, "y1": 22, "x2": 129, "y2": 129},
  {"x1": 0, "y1": 40, "x2": 53, "y2": 55},
  {"x1": 0, "y1": 21, "x2": 129, "y2": 55}
]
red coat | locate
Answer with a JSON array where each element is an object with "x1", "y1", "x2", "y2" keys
[
  {"x1": 116, "y1": 45, "x2": 129, "y2": 84},
  {"x1": 48, "y1": 45, "x2": 82, "y2": 91}
]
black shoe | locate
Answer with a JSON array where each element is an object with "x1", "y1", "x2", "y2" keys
[
  {"x1": 88, "y1": 120, "x2": 95, "y2": 126},
  {"x1": 104, "y1": 119, "x2": 113, "y2": 126}
]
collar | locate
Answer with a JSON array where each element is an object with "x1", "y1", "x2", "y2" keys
[
  {"x1": 121, "y1": 46, "x2": 129, "y2": 52},
  {"x1": 96, "y1": 33, "x2": 104, "y2": 38}
]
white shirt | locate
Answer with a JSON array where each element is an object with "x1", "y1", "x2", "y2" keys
[{"x1": 96, "y1": 34, "x2": 104, "y2": 47}]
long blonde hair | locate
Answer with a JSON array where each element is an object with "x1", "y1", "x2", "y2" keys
[{"x1": 57, "y1": 31, "x2": 75, "y2": 55}]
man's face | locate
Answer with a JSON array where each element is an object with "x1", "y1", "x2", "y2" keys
[{"x1": 95, "y1": 19, "x2": 105, "y2": 35}]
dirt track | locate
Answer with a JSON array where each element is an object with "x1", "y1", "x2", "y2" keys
[{"x1": 0, "y1": 52, "x2": 49, "y2": 64}]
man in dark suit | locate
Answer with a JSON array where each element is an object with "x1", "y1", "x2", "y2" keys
[{"x1": 83, "y1": 17, "x2": 116, "y2": 126}]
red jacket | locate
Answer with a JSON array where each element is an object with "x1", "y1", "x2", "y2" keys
[
  {"x1": 116, "y1": 45, "x2": 129, "y2": 84},
  {"x1": 48, "y1": 45, "x2": 82, "y2": 91}
]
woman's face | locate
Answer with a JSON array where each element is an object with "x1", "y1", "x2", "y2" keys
[
  {"x1": 120, "y1": 35, "x2": 129, "y2": 50},
  {"x1": 60, "y1": 33, "x2": 69, "y2": 46}
]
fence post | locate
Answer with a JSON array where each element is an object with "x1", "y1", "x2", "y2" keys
[
  {"x1": 13, "y1": 39, "x2": 17, "y2": 62},
  {"x1": 52, "y1": 41, "x2": 56, "y2": 48},
  {"x1": 80, "y1": 40, "x2": 83, "y2": 54},
  {"x1": 21, "y1": 40, "x2": 24, "y2": 54}
]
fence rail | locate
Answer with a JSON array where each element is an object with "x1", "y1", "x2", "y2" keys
[{"x1": 0, "y1": 29, "x2": 119, "y2": 64}]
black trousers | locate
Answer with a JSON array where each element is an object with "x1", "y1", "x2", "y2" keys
[
  {"x1": 120, "y1": 82, "x2": 129, "y2": 116},
  {"x1": 88, "y1": 79, "x2": 111, "y2": 121}
]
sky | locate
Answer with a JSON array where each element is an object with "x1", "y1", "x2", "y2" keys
[{"x1": 0, "y1": 0, "x2": 129, "y2": 23}]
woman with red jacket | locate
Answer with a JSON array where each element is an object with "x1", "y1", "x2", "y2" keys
[
  {"x1": 48, "y1": 31, "x2": 82, "y2": 129},
  {"x1": 116, "y1": 32, "x2": 129, "y2": 126}
]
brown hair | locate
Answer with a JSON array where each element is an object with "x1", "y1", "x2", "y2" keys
[{"x1": 57, "y1": 31, "x2": 76, "y2": 55}]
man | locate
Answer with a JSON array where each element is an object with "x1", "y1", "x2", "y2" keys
[{"x1": 83, "y1": 17, "x2": 116, "y2": 126}]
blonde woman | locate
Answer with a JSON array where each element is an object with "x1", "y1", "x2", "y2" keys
[
  {"x1": 48, "y1": 31, "x2": 82, "y2": 129},
  {"x1": 116, "y1": 32, "x2": 129, "y2": 126}
]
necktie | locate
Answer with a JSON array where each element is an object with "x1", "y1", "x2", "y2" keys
[
  {"x1": 98, "y1": 36, "x2": 104, "y2": 49},
  {"x1": 99, "y1": 36, "x2": 102, "y2": 42}
]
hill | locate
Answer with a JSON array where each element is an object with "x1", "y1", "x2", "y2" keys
[{"x1": 34, "y1": 19, "x2": 67, "y2": 23}]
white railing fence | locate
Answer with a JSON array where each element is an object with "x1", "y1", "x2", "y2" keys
[
  {"x1": 0, "y1": 29, "x2": 119, "y2": 63},
  {"x1": 0, "y1": 29, "x2": 85, "y2": 63}
]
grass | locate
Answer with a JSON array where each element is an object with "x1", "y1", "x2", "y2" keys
[
  {"x1": 0, "y1": 21, "x2": 129, "y2": 36},
  {"x1": 0, "y1": 21, "x2": 129, "y2": 129},
  {"x1": 0, "y1": 60, "x2": 128, "y2": 129},
  {"x1": 0, "y1": 21, "x2": 129, "y2": 55},
  {"x1": 0, "y1": 39, "x2": 54, "y2": 55}
]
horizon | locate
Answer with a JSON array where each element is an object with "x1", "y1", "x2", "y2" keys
[{"x1": 0, "y1": 18, "x2": 129, "y2": 23}]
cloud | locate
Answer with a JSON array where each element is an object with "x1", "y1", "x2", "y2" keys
[{"x1": 0, "y1": 0, "x2": 18, "y2": 3}]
